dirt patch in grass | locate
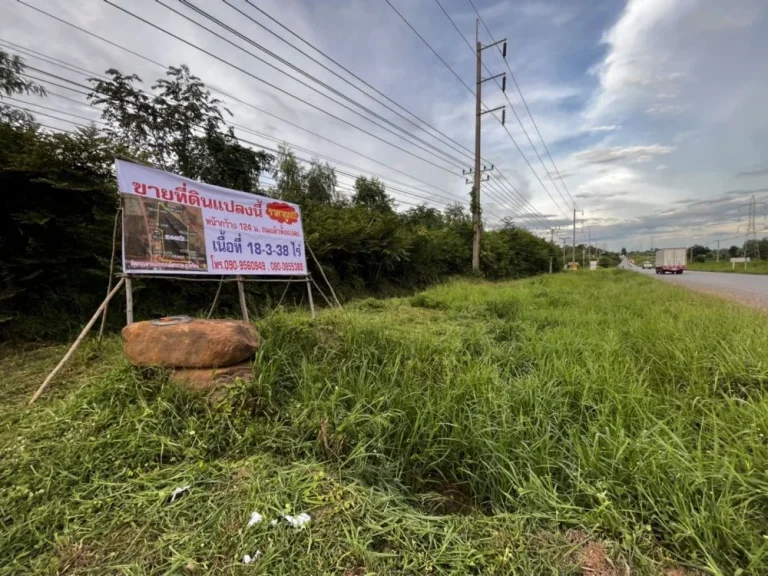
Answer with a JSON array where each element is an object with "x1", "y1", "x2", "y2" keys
[
  {"x1": 566, "y1": 530, "x2": 619, "y2": 576},
  {"x1": 56, "y1": 541, "x2": 96, "y2": 574},
  {"x1": 432, "y1": 483, "x2": 475, "y2": 515}
]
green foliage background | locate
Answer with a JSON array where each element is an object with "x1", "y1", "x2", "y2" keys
[{"x1": 0, "y1": 54, "x2": 564, "y2": 341}]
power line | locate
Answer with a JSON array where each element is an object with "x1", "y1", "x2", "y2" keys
[
  {"x1": 11, "y1": 3, "x2": 556, "y2": 228},
  {"x1": 211, "y1": 0, "x2": 476, "y2": 166},
  {"x1": 4, "y1": 94, "x2": 461, "y2": 210},
  {"x1": 232, "y1": 126, "x2": 463, "y2": 206},
  {"x1": 36, "y1": 122, "x2": 71, "y2": 134},
  {"x1": 3, "y1": 99, "x2": 104, "y2": 126},
  {"x1": 3, "y1": 40, "x2": 467, "y2": 206},
  {"x1": 486, "y1": 173, "x2": 554, "y2": 228},
  {"x1": 2, "y1": 101, "x2": 100, "y2": 127},
  {"x1": 15, "y1": 0, "x2": 168, "y2": 68},
  {"x1": 466, "y1": 0, "x2": 578, "y2": 209},
  {"x1": 12, "y1": 3, "x2": 553, "y2": 226},
  {"x1": 381, "y1": 0, "x2": 545, "y2": 223},
  {"x1": 382, "y1": 0, "x2": 569, "y2": 220},
  {"x1": 491, "y1": 109, "x2": 570, "y2": 220},
  {"x1": 30, "y1": 122, "x2": 447, "y2": 208},
  {"x1": 112, "y1": 0, "x2": 463, "y2": 176},
  {"x1": 16, "y1": 56, "x2": 461, "y2": 208},
  {"x1": 20, "y1": 73, "x2": 91, "y2": 96},
  {"x1": 7, "y1": 98, "x2": 543, "y2": 226},
  {"x1": 430, "y1": 0, "x2": 571, "y2": 219},
  {"x1": 171, "y1": 0, "x2": 469, "y2": 170},
  {"x1": 13, "y1": 0, "x2": 555, "y2": 229},
  {"x1": 486, "y1": 175, "x2": 550, "y2": 228},
  {"x1": 383, "y1": 0, "x2": 475, "y2": 97},
  {"x1": 36, "y1": 88, "x2": 93, "y2": 109},
  {"x1": 0, "y1": 38, "x2": 107, "y2": 82},
  {"x1": 20, "y1": 56, "x2": 464, "y2": 207},
  {"x1": 19, "y1": 0, "x2": 463, "y2": 177},
  {"x1": 233, "y1": 0, "x2": 478, "y2": 163}
]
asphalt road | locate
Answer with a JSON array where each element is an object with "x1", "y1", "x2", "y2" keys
[{"x1": 620, "y1": 258, "x2": 768, "y2": 310}]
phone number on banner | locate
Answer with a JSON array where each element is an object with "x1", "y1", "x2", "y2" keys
[{"x1": 210, "y1": 259, "x2": 305, "y2": 273}]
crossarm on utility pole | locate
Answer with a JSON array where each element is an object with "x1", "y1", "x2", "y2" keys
[{"x1": 480, "y1": 73, "x2": 505, "y2": 85}]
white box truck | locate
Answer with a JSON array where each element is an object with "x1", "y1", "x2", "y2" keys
[{"x1": 655, "y1": 248, "x2": 687, "y2": 274}]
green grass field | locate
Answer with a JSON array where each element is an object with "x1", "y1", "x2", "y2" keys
[
  {"x1": 687, "y1": 260, "x2": 768, "y2": 274},
  {"x1": 2, "y1": 270, "x2": 768, "y2": 574}
]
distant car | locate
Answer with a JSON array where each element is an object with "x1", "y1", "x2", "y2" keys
[{"x1": 642, "y1": 262, "x2": 653, "y2": 269}]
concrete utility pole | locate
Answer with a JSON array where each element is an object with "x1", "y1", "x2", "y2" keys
[
  {"x1": 716, "y1": 239, "x2": 720, "y2": 262},
  {"x1": 472, "y1": 19, "x2": 482, "y2": 273},
  {"x1": 561, "y1": 237, "x2": 567, "y2": 270},
  {"x1": 572, "y1": 205, "x2": 583, "y2": 267},
  {"x1": 572, "y1": 206, "x2": 576, "y2": 266},
  {"x1": 470, "y1": 19, "x2": 507, "y2": 273},
  {"x1": 548, "y1": 227, "x2": 558, "y2": 274}
]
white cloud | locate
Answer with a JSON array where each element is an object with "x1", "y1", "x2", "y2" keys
[
  {"x1": 585, "y1": 0, "x2": 688, "y2": 122},
  {"x1": 646, "y1": 103, "x2": 689, "y2": 115},
  {"x1": 571, "y1": 144, "x2": 674, "y2": 165},
  {"x1": 589, "y1": 125, "x2": 620, "y2": 132},
  {"x1": 737, "y1": 164, "x2": 768, "y2": 178}
]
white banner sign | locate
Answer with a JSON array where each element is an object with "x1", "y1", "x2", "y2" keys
[{"x1": 116, "y1": 160, "x2": 307, "y2": 276}]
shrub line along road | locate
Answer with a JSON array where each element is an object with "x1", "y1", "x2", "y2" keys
[{"x1": 621, "y1": 257, "x2": 768, "y2": 310}]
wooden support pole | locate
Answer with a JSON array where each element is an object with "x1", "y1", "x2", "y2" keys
[
  {"x1": 275, "y1": 281, "x2": 291, "y2": 309},
  {"x1": 237, "y1": 276, "x2": 249, "y2": 323},
  {"x1": 207, "y1": 276, "x2": 224, "y2": 319},
  {"x1": 306, "y1": 277, "x2": 316, "y2": 319},
  {"x1": 310, "y1": 276, "x2": 334, "y2": 308},
  {"x1": 125, "y1": 276, "x2": 134, "y2": 325},
  {"x1": 306, "y1": 243, "x2": 342, "y2": 308},
  {"x1": 30, "y1": 277, "x2": 126, "y2": 404},
  {"x1": 98, "y1": 206, "x2": 122, "y2": 342}
]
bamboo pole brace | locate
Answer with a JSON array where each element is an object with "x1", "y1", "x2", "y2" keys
[{"x1": 30, "y1": 277, "x2": 126, "y2": 405}]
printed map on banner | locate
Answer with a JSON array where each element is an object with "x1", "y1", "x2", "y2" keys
[{"x1": 116, "y1": 160, "x2": 307, "y2": 276}]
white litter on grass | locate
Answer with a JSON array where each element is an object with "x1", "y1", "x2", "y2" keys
[
  {"x1": 283, "y1": 512, "x2": 311, "y2": 527},
  {"x1": 169, "y1": 485, "x2": 190, "y2": 502},
  {"x1": 247, "y1": 511, "x2": 263, "y2": 527},
  {"x1": 242, "y1": 550, "x2": 262, "y2": 564},
  {"x1": 270, "y1": 519, "x2": 278, "y2": 526}
]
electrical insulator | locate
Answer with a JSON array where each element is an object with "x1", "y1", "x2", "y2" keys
[
  {"x1": 502, "y1": 41, "x2": 507, "y2": 59},
  {"x1": 501, "y1": 75, "x2": 506, "y2": 92},
  {"x1": 501, "y1": 108, "x2": 506, "y2": 126}
]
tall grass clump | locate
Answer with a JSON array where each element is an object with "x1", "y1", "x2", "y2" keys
[
  {"x1": 2, "y1": 270, "x2": 768, "y2": 574},
  {"x1": 256, "y1": 271, "x2": 768, "y2": 574}
]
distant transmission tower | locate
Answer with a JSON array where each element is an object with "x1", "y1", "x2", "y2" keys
[{"x1": 744, "y1": 194, "x2": 760, "y2": 262}]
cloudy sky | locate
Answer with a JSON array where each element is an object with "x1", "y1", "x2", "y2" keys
[{"x1": 2, "y1": 0, "x2": 767, "y2": 249}]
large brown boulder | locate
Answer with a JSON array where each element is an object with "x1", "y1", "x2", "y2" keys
[
  {"x1": 169, "y1": 362, "x2": 253, "y2": 391},
  {"x1": 122, "y1": 319, "x2": 258, "y2": 368}
]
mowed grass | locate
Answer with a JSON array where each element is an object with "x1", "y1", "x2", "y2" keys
[
  {"x1": 688, "y1": 260, "x2": 768, "y2": 274},
  {"x1": 2, "y1": 270, "x2": 768, "y2": 574}
]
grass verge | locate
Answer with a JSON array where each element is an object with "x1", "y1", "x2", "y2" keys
[{"x1": 2, "y1": 270, "x2": 768, "y2": 574}]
